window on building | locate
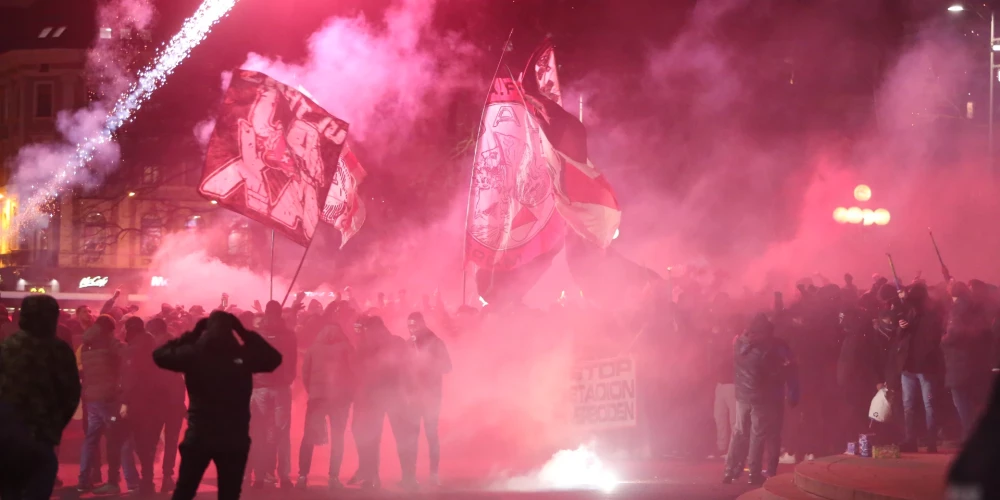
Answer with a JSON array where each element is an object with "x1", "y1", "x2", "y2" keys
[
  {"x1": 140, "y1": 214, "x2": 163, "y2": 256},
  {"x1": 35, "y1": 82, "x2": 54, "y2": 118},
  {"x1": 81, "y1": 212, "x2": 107, "y2": 255},
  {"x1": 142, "y1": 165, "x2": 161, "y2": 185},
  {"x1": 100, "y1": 27, "x2": 112, "y2": 39}
]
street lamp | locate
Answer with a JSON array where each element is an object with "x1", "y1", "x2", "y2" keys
[{"x1": 950, "y1": 4, "x2": 999, "y2": 175}]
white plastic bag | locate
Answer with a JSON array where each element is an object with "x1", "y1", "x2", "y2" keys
[{"x1": 869, "y1": 387, "x2": 892, "y2": 423}]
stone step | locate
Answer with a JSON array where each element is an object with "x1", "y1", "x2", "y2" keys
[
  {"x1": 793, "y1": 453, "x2": 950, "y2": 500},
  {"x1": 735, "y1": 474, "x2": 822, "y2": 500}
]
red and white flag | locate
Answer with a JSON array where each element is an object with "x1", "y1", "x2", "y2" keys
[
  {"x1": 465, "y1": 77, "x2": 565, "y2": 271},
  {"x1": 522, "y1": 40, "x2": 621, "y2": 248},
  {"x1": 321, "y1": 143, "x2": 367, "y2": 248},
  {"x1": 199, "y1": 70, "x2": 349, "y2": 246}
]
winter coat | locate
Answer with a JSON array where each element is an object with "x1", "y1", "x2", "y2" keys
[
  {"x1": 895, "y1": 307, "x2": 944, "y2": 376},
  {"x1": 411, "y1": 329, "x2": 451, "y2": 399},
  {"x1": 252, "y1": 317, "x2": 297, "y2": 389},
  {"x1": 152, "y1": 332, "x2": 187, "y2": 416},
  {"x1": 354, "y1": 330, "x2": 410, "y2": 406},
  {"x1": 79, "y1": 325, "x2": 122, "y2": 403},
  {"x1": 836, "y1": 310, "x2": 884, "y2": 390},
  {"x1": 734, "y1": 332, "x2": 800, "y2": 405},
  {"x1": 153, "y1": 327, "x2": 281, "y2": 450},
  {"x1": 942, "y1": 298, "x2": 993, "y2": 388},
  {"x1": 301, "y1": 325, "x2": 355, "y2": 402},
  {"x1": 120, "y1": 331, "x2": 159, "y2": 414},
  {"x1": 0, "y1": 330, "x2": 80, "y2": 446}
]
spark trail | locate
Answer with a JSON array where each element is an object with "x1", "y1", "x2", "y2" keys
[{"x1": 15, "y1": 0, "x2": 241, "y2": 229}]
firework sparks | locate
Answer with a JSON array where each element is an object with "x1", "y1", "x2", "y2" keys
[{"x1": 15, "y1": 0, "x2": 240, "y2": 230}]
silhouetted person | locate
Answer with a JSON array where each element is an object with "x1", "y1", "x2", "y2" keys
[
  {"x1": 120, "y1": 317, "x2": 159, "y2": 494},
  {"x1": 350, "y1": 316, "x2": 416, "y2": 490},
  {"x1": 296, "y1": 318, "x2": 355, "y2": 490},
  {"x1": 407, "y1": 312, "x2": 452, "y2": 485},
  {"x1": 724, "y1": 313, "x2": 799, "y2": 485},
  {"x1": 942, "y1": 282, "x2": 992, "y2": 440},
  {"x1": 947, "y1": 375, "x2": 1000, "y2": 499},
  {"x1": 249, "y1": 301, "x2": 297, "y2": 489},
  {"x1": 154, "y1": 311, "x2": 282, "y2": 500},
  {"x1": 147, "y1": 317, "x2": 186, "y2": 493},
  {"x1": 0, "y1": 295, "x2": 81, "y2": 500}
]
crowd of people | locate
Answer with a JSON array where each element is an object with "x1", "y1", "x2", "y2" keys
[
  {"x1": 0, "y1": 288, "x2": 453, "y2": 500},
  {"x1": 0, "y1": 267, "x2": 999, "y2": 498}
]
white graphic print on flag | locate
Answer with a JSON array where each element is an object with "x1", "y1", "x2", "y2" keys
[
  {"x1": 522, "y1": 40, "x2": 621, "y2": 249},
  {"x1": 321, "y1": 143, "x2": 367, "y2": 248},
  {"x1": 199, "y1": 70, "x2": 349, "y2": 246},
  {"x1": 465, "y1": 77, "x2": 565, "y2": 271}
]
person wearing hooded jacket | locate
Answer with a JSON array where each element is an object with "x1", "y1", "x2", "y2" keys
[
  {"x1": 349, "y1": 315, "x2": 417, "y2": 490},
  {"x1": 153, "y1": 311, "x2": 282, "y2": 500},
  {"x1": 295, "y1": 316, "x2": 355, "y2": 490},
  {"x1": 249, "y1": 300, "x2": 298, "y2": 488},
  {"x1": 942, "y1": 282, "x2": 993, "y2": 439},
  {"x1": 120, "y1": 317, "x2": 161, "y2": 494},
  {"x1": 892, "y1": 283, "x2": 944, "y2": 453},
  {"x1": 724, "y1": 313, "x2": 800, "y2": 486},
  {"x1": 407, "y1": 311, "x2": 452, "y2": 485},
  {"x1": 0, "y1": 295, "x2": 81, "y2": 500},
  {"x1": 146, "y1": 317, "x2": 186, "y2": 493}
]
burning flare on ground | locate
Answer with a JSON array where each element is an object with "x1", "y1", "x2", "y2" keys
[
  {"x1": 15, "y1": 0, "x2": 241, "y2": 229},
  {"x1": 501, "y1": 444, "x2": 618, "y2": 493}
]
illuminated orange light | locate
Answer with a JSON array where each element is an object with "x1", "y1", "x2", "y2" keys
[
  {"x1": 833, "y1": 207, "x2": 849, "y2": 223},
  {"x1": 846, "y1": 207, "x2": 864, "y2": 224},
  {"x1": 854, "y1": 184, "x2": 872, "y2": 202},
  {"x1": 874, "y1": 208, "x2": 891, "y2": 225},
  {"x1": 210, "y1": 200, "x2": 218, "y2": 205}
]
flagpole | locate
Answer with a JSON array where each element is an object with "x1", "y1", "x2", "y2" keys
[
  {"x1": 269, "y1": 229, "x2": 275, "y2": 301},
  {"x1": 462, "y1": 28, "x2": 514, "y2": 306},
  {"x1": 282, "y1": 235, "x2": 316, "y2": 307}
]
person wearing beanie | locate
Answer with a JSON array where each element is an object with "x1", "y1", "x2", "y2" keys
[{"x1": 0, "y1": 295, "x2": 81, "y2": 499}]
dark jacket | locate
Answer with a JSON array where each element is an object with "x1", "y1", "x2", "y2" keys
[
  {"x1": 302, "y1": 324, "x2": 355, "y2": 401},
  {"x1": 151, "y1": 332, "x2": 187, "y2": 415},
  {"x1": 942, "y1": 297, "x2": 992, "y2": 388},
  {"x1": 895, "y1": 307, "x2": 944, "y2": 375},
  {"x1": 120, "y1": 331, "x2": 159, "y2": 413},
  {"x1": 836, "y1": 309, "x2": 884, "y2": 390},
  {"x1": 79, "y1": 325, "x2": 122, "y2": 403},
  {"x1": 355, "y1": 328, "x2": 410, "y2": 406},
  {"x1": 153, "y1": 326, "x2": 281, "y2": 450},
  {"x1": 0, "y1": 330, "x2": 81, "y2": 446},
  {"x1": 252, "y1": 317, "x2": 297, "y2": 389},
  {"x1": 411, "y1": 329, "x2": 451, "y2": 399},
  {"x1": 734, "y1": 316, "x2": 800, "y2": 405}
]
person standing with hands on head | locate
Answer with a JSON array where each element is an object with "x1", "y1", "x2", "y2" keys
[
  {"x1": 407, "y1": 312, "x2": 452, "y2": 486},
  {"x1": 723, "y1": 313, "x2": 800, "y2": 486},
  {"x1": 153, "y1": 311, "x2": 282, "y2": 500}
]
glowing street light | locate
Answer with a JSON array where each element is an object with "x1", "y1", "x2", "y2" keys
[
  {"x1": 128, "y1": 191, "x2": 136, "y2": 197},
  {"x1": 853, "y1": 184, "x2": 872, "y2": 202},
  {"x1": 874, "y1": 208, "x2": 891, "y2": 225},
  {"x1": 210, "y1": 200, "x2": 218, "y2": 205},
  {"x1": 833, "y1": 207, "x2": 849, "y2": 224},
  {"x1": 948, "y1": 4, "x2": 965, "y2": 12},
  {"x1": 846, "y1": 207, "x2": 864, "y2": 224}
]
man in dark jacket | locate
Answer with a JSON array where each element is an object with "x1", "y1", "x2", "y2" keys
[
  {"x1": 147, "y1": 317, "x2": 186, "y2": 493},
  {"x1": 942, "y1": 283, "x2": 992, "y2": 439},
  {"x1": 78, "y1": 314, "x2": 138, "y2": 494},
  {"x1": 894, "y1": 283, "x2": 944, "y2": 452},
  {"x1": 0, "y1": 295, "x2": 81, "y2": 499},
  {"x1": 153, "y1": 311, "x2": 282, "y2": 500},
  {"x1": 120, "y1": 317, "x2": 160, "y2": 494},
  {"x1": 350, "y1": 316, "x2": 416, "y2": 490},
  {"x1": 724, "y1": 313, "x2": 799, "y2": 485},
  {"x1": 296, "y1": 321, "x2": 355, "y2": 490},
  {"x1": 407, "y1": 312, "x2": 452, "y2": 485},
  {"x1": 249, "y1": 301, "x2": 298, "y2": 488}
]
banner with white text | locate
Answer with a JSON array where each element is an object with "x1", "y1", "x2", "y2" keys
[{"x1": 570, "y1": 356, "x2": 637, "y2": 430}]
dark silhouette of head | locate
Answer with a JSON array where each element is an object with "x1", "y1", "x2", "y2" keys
[
  {"x1": 146, "y1": 317, "x2": 167, "y2": 337},
  {"x1": 19, "y1": 295, "x2": 60, "y2": 338}
]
